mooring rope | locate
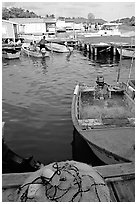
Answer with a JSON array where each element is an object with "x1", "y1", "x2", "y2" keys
[{"x1": 16, "y1": 162, "x2": 109, "y2": 202}]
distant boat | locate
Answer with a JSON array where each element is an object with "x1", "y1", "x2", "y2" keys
[
  {"x1": 84, "y1": 23, "x2": 122, "y2": 38},
  {"x1": 22, "y1": 43, "x2": 50, "y2": 58},
  {"x1": 71, "y1": 75, "x2": 135, "y2": 165},
  {"x1": 45, "y1": 42, "x2": 73, "y2": 53},
  {"x1": 117, "y1": 47, "x2": 135, "y2": 58},
  {"x1": 2, "y1": 49, "x2": 20, "y2": 59}
]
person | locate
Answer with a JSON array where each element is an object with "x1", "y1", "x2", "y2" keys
[
  {"x1": 29, "y1": 42, "x2": 35, "y2": 51},
  {"x1": 33, "y1": 41, "x2": 38, "y2": 51},
  {"x1": 39, "y1": 36, "x2": 46, "y2": 51}
]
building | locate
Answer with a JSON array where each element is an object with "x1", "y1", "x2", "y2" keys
[
  {"x1": 56, "y1": 17, "x2": 66, "y2": 32},
  {"x1": 2, "y1": 20, "x2": 19, "y2": 42},
  {"x1": 9, "y1": 18, "x2": 56, "y2": 35}
]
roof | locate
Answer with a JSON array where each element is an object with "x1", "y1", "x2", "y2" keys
[
  {"x1": 2, "y1": 19, "x2": 19, "y2": 25},
  {"x1": 103, "y1": 23, "x2": 122, "y2": 26},
  {"x1": 65, "y1": 19, "x2": 74, "y2": 23},
  {"x1": 9, "y1": 18, "x2": 56, "y2": 24}
]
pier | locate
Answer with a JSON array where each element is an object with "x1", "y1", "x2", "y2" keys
[
  {"x1": 77, "y1": 36, "x2": 135, "y2": 57},
  {"x1": 2, "y1": 162, "x2": 135, "y2": 202}
]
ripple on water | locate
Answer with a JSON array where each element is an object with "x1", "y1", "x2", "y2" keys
[{"x1": 2, "y1": 51, "x2": 135, "y2": 165}]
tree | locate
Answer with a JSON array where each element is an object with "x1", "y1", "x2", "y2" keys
[
  {"x1": 2, "y1": 6, "x2": 39, "y2": 19},
  {"x1": 2, "y1": 7, "x2": 10, "y2": 19},
  {"x1": 87, "y1": 13, "x2": 95, "y2": 24}
]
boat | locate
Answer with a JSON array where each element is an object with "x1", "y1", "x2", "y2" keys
[
  {"x1": 83, "y1": 23, "x2": 122, "y2": 38},
  {"x1": 45, "y1": 42, "x2": 73, "y2": 53},
  {"x1": 71, "y1": 75, "x2": 135, "y2": 165},
  {"x1": 21, "y1": 43, "x2": 50, "y2": 58},
  {"x1": 117, "y1": 47, "x2": 135, "y2": 58},
  {"x1": 2, "y1": 46, "x2": 21, "y2": 59}
]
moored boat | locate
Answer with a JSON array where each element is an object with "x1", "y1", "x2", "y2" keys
[
  {"x1": 117, "y1": 47, "x2": 135, "y2": 58},
  {"x1": 45, "y1": 42, "x2": 73, "y2": 53},
  {"x1": 2, "y1": 122, "x2": 43, "y2": 173},
  {"x1": 22, "y1": 43, "x2": 50, "y2": 58},
  {"x1": 83, "y1": 23, "x2": 122, "y2": 37},
  {"x1": 71, "y1": 75, "x2": 135, "y2": 165},
  {"x1": 2, "y1": 49, "x2": 20, "y2": 59}
]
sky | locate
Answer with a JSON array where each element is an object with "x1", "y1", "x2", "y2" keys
[{"x1": 2, "y1": 1, "x2": 135, "y2": 21}]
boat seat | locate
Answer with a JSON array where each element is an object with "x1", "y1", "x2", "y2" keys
[
  {"x1": 78, "y1": 117, "x2": 135, "y2": 128},
  {"x1": 108, "y1": 87, "x2": 124, "y2": 98},
  {"x1": 78, "y1": 119, "x2": 103, "y2": 127}
]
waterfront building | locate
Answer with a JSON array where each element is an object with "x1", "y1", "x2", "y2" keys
[
  {"x1": 9, "y1": 18, "x2": 56, "y2": 35},
  {"x1": 2, "y1": 20, "x2": 19, "y2": 42}
]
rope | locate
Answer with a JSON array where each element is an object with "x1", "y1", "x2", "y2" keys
[{"x1": 16, "y1": 162, "x2": 109, "y2": 202}]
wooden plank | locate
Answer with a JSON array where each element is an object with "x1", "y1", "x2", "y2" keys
[
  {"x1": 2, "y1": 188, "x2": 16, "y2": 202},
  {"x1": 2, "y1": 162, "x2": 134, "y2": 188},
  {"x1": 94, "y1": 162, "x2": 135, "y2": 179},
  {"x1": 2, "y1": 172, "x2": 31, "y2": 188},
  {"x1": 106, "y1": 182, "x2": 118, "y2": 202},
  {"x1": 111, "y1": 179, "x2": 135, "y2": 202}
]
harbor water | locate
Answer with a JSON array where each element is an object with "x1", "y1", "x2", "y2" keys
[{"x1": 2, "y1": 48, "x2": 135, "y2": 169}]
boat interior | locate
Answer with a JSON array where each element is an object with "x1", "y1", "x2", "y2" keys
[{"x1": 78, "y1": 85, "x2": 135, "y2": 129}]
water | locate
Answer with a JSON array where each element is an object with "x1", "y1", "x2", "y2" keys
[{"x1": 2, "y1": 49, "x2": 135, "y2": 168}]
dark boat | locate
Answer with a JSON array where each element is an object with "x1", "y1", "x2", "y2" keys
[{"x1": 2, "y1": 139, "x2": 42, "y2": 173}]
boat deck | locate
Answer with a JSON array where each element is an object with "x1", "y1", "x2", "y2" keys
[
  {"x1": 80, "y1": 88, "x2": 135, "y2": 128},
  {"x1": 2, "y1": 162, "x2": 134, "y2": 202}
]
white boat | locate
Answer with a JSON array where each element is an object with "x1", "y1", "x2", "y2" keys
[
  {"x1": 71, "y1": 75, "x2": 135, "y2": 165},
  {"x1": 2, "y1": 50, "x2": 20, "y2": 59},
  {"x1": 45, "y1": 42, "x2": 73, "y2": 53},
  {"x1": 84, "y1": 23, "x2": 122, "y2": 37},
  {"x1": 117, "y1": 47, "x2": 135, "y2": 58},
  {"x1": 22, "y1": 43, "x2": 50, "y2": 58}
]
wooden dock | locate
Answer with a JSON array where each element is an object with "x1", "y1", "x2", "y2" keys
[
  {"x1": 79, "y1": 42, "x2": 135, "y2": 57},
  {"x1": 2, "y1": 162, "x2": 134, "y2": 202}
]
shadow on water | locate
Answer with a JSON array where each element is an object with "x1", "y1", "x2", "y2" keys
[
  {"x1": 41, "y1": 58, "x2": 48, "y2": 74},
  {"x1": 72, "y1": 128, "x2": 105, "y2": 166}
]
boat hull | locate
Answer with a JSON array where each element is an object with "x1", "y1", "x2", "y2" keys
[
  {"x1": 45, "y1": 42, "x2": 73, "y2": 53},
  {"x1": 117, "y1": 48, "x2": 135, "y2": 58},
  {"x1": 2, "y1": 51, "x2": 20, "y2": 59},
  {"x1": 22, "y1": 43, "x2": 50, "y2": 58},
  {"x1": 71, "y1": 83, "x2": 135, "y2": 165}
]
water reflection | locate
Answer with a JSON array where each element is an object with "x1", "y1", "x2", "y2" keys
[
  {"x1": 41, "y1": 58, "x2": 48, "y2": 72},
  {"x1": 66, "y1": 52, "x2": 72, "y2": 62}
]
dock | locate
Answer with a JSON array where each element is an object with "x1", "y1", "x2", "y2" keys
[
  {"x1": 2, "y1": 162, "x2": 134, "y2": 202},
  {"x1": 77, "y1": 35, "x2": 135, "y2": 57}
]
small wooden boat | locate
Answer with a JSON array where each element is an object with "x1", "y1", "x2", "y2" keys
[
  {"x1": 2, "y1": 49, "x2": 20, "y2": 59},
  {"x1": 22, "y1": 43, "x2": 50, "y2": 58},
  {"x1": 117, "y1": 47, "x2": 135, "y2": 58},
  {"x1": 71, "y1": 75, "x2": 135, "y2": 165},
  {"x1": 2, "y1": 139, "x2": 42, "y2": 173},
  {"x1": 45, "y1": 42, "x2": 73, "y2": 53},
  {"x1": 2, "y1": 122, "x2": 42, "y2": 173}
]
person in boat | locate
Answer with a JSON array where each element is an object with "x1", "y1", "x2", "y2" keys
[
  {"x1": 29, "y1": 42, "x2": 35, "y2": 51},
  {"x1": 33, "y1": 41, "x2": 40, "y2": 52},
  {"x1": 95, "y1": 75, "x2": 109, "y2": 99},
  {"x1": 39, "y1": 36, "x2": 47, "y2": 51}
]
